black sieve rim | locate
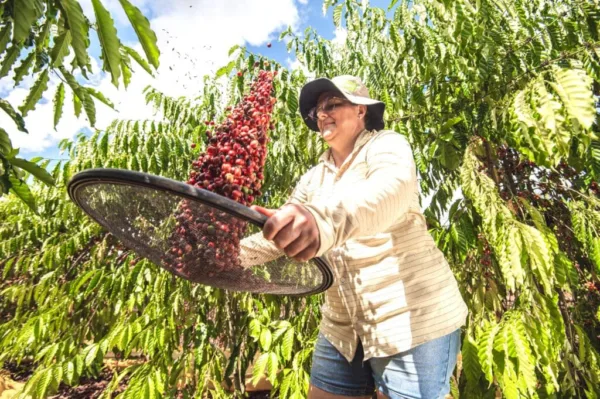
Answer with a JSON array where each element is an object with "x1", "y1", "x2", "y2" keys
[{"x1": 67, "y1": 168, "x2": 334, "y2": 296}]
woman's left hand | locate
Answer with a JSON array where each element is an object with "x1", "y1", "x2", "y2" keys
[{"x1": 251, "y1": 204, "x2": 320, "y2": 262}]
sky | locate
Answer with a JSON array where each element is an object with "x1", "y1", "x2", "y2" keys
[{"x1": 1, "y1": 0, "x2": 382, "y2": 163}]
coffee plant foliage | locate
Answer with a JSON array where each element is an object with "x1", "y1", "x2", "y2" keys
[
  {"x1": 2, "y1": 0, "x2": 600, "y2": 397},
  {"x1": 0, "y1": 0, "x2": 160, "y2": 212}
]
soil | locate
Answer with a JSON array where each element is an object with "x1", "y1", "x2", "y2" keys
[
  {"x1": 2, "y1": 362, "x2": 274, "y2": 398},
  {"x1": 3, "y1": 361, "x2": 33, "y2": 382}
]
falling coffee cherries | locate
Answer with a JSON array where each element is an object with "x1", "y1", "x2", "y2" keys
[{"x1": 164, "y1": 70, "x2": 277, "y2": 282}]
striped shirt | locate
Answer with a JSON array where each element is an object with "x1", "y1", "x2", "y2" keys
[{"x1": 242, "y1": 128, "x2": 468, "y2": 362}]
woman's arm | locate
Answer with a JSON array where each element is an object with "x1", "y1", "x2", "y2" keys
[
  {"x1": 238, "y1": 169, "x2": 314, "y2": 268},
  {"x1": 238, "y1": 231, "x2": 283, "y2": 268},
  {"x1": 302, "y1": 132, "x2": 417, "y2": 257}
]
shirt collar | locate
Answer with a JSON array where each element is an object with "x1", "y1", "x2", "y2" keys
[{"x1": 318, "y1": 128, "x2": 376, "y2": 167}]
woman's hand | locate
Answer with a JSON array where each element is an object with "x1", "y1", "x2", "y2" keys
[{"x1": 251, "y1": 204, "x2": 320, "y2": 262}]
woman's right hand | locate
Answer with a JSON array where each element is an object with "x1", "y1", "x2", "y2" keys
[{"x1": 251, "y1": 204, "x2": 320, "y2": 262}]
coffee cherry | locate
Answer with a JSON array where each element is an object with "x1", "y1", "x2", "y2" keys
[{"x1": 164, "y1": 70, "x2": 276, "y2": 281}]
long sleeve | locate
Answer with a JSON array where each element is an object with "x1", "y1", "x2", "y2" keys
[
  {"x1": 302, "y1": 132, "x2": 417, "y2": 258},
  {"x1": 238, "y1": 231, "x2": 282, "y2": 268},
  {"x1": 238, "y1": 168, "x2": 315, "y2": 268}
]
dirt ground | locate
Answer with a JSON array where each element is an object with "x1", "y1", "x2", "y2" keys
[{"x1": 1, "y1": 362, "x2": 273, "y2": 398}]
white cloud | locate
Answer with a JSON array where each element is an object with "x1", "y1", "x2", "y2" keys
[
  {"x1": 297, "y1": 0, "x2": 309, "y2": 4},
  {"x1": 331, "y1": 27, "x2": 347, "y2": 49},
  {"x1": 4, "y1": 0, "x2": 300, "y2": 155},
  {"x1": 0, "y1": 56, "x2": 102, "y2": 153}
]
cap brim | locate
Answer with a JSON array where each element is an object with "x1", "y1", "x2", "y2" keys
[{"x1": 299, "y1": 78, "x2": 385, "y2": 132}]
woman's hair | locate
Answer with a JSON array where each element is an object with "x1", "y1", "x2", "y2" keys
[{"x1": 363, "y1": 107, "x2": 374, "y2": 130}]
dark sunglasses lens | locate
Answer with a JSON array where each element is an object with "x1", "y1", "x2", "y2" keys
[{"x1": 323, "y1": 103, "x2": 337, "y2": 112}]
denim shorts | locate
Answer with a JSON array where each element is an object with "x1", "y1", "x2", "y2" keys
[{"x1": 310, "y1": 329, "x2": 461, "y2": 398}]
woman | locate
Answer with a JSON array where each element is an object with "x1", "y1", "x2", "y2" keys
[{"x1": 251, "y1": 75, "x2": 468, "y2": 399}]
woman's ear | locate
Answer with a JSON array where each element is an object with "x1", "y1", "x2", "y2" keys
[{"x1": 358, "y1": 105, "x2": 367, "y2": 119}]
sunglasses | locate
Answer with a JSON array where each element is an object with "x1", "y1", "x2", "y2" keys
[{"x1": 308, "y1": 97, "x2": 351, "y2": 121}]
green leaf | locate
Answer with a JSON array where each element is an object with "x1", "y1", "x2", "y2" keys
[
  {"x1": 64, "y1": 361, "x2": 75, "y2": 385},
  {"x1": 54, "y1": 83, "x2": 65, "y2": 129},
  {"x1": 280, "y1": 371, "x2": 293, "y2": 398},
  {"x1": 228, "y1": 44, "x2": 240, "y2": 57},
  {"x1": 436, "y1": 140, "x2": 460, "y2": 170},
  {"x1": 37, "y1": 367, "x2": 55, "y2": 398},
  {"x1": 18, "y1": 68, "x2": 49, "y2": 116},
  {"x1": 590, "y1": 140, "x2": 600, "y2": 176},
  {"x1": 549, "y1": 67, "x2": 595, "y2": 129},
  {"x1": 251, "y1": 352, "x2": 269, "y2": 386},
  {"x1": 0, "y1": 22, "x2": 12, "y2": 56},
  {"x1": 13, "y1": 0, "x2": 44, "y2": 44},
  {"x1": 0, "y1": 127, "x2": 13, "y2": 154},
  {"x1": 260, "y1": 328, "x2": 272, "y2": 351},
  {"x1": 92, "y1": 0, "x2": 122, "y2": 86},
  {"x1": 450, "y1": 376, "x2": 460, "y2": 399},
  {"x1": 0, "y1": 45, "x2": 22, "y2": 78},
  {"x1": 333, "y1": 4, "x2": 343, "y2": 27},
  {"x1": 440, "y1": 116, "x2": 462, "y2": 135},
  {"x1": 86, "y1": 87, "x2": 115, "y2": 109},
  {"x1": 0, "y1": 98, "x2": 28, "y2": 132},
  {"x1": 73, "y1": 92, "x2": 82, "y2": 117},
  {"x1": 282, "y1": 327, "x2": 295, "y2": 361},
  {"x1": 287, "y1": 88, "x2": 298, "y2": 114},
  {"x1": 509, "y1": 319, "x2": 537, "y2": 396},
  {"x1": 58, "y1": 0, "x2": 90, "y2": 69},
  {"x1": 518, "y1": 224, "x2": 553, "y2": 294},
  {"x1": 118, "y1": 0, "x2": 159, "y2": 69},
  {"x1": 554, "y1": 251, "x2": 571, "y2": 287},
  {"x1": 451, "y1": 223, "x2": 468, "y2": 253},
  {"x1": 121, "y1": 56, "x2": 132, "y2": 88},
  {"x1": 84, "y1": 344, "x2": 99, "y2": 367},
  {"x1": 8, "y1": 175, "x2": 37, "y2": 213},
  {"x1": 249, "y1": 318, "x2": 261, "y2": 341},
  {"x1": 35, "y1": 13, "x2": 54, "y2": 53},
  {"x1": 10, "y1": 157, "x2": 55, "y2": 186},
  {"x1": 123, "y1": 45, "x2": 153, "y2": 75},
  {"x1": 50, "y1": 30, "x2": 72, "y2": 67},
  {"x1": 247, "y1": 53, "x2": 255, "y2": 72},
  {"x1": 216, "y1": 60, "x2": 235, "y2": 78},
  {"x1": 13, "y1": 50, "x2": 36, "y2": 87},
  {"x1": 381, "y1": 89, "x2": 393, "y2": 115},
  {"x1": 322, "y1": 0, "x2": 333, "y2": 15},
  {"x1": 267, "y1": 352, "x2": 278, "y2": 382},
  {"x1": 462, "y1": 334, "x2": 481, "y2": 383},
  {"x1": 61, "y1": 67, "x2": 96, "y2": 125},
  {"x1": 478, "y1": 321, "x2": 501, "y2": 383}
]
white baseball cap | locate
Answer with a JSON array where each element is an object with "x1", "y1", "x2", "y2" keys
[{"x1": 299, "y1": 75, "x2": 385, "y2": 132}]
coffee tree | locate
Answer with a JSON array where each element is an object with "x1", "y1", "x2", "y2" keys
[
  {"x1": 0, "y1": 0, "x2": 159, "y2": 212},
  {"x1": 1, "y1": 0, "x2": 600, "y2": 397}
]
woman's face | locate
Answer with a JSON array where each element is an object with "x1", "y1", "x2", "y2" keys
[{"x1": 314, "y1": 92, "x2": 366, "y2": 145}]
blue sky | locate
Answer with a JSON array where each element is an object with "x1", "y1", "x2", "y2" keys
[{"x1": 1, "y1": 0, "x2": 389, "y2": 164}]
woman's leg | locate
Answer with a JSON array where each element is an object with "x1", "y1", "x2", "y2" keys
[
  {"x1": 309, "y1": 332, "x2": 376, "y2": 398},
  {"x1": 369, "y1": 329, "x2": 462, "y2": 399}
]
